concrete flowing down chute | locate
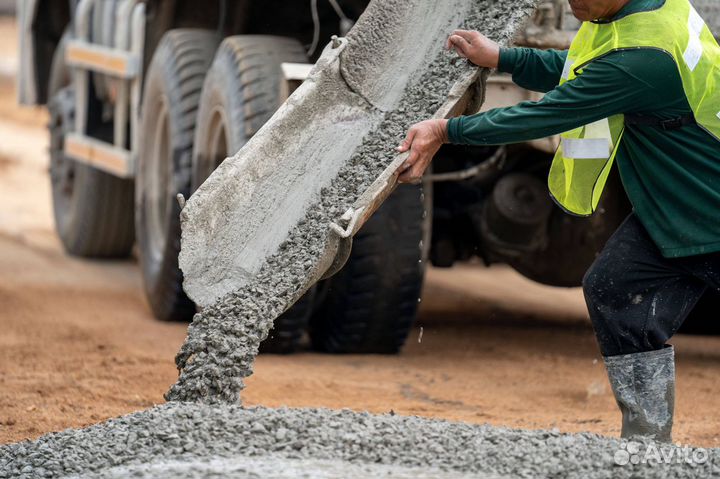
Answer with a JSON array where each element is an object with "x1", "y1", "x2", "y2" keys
[
  {"x1": 167, "y1": 0, "x2": 538, "y2": 403},
  {"x1": 179, "y1": 0, "x2": 536, "y2": 308}
]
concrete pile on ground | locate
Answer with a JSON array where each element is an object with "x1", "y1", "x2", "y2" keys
[
  {"x1": 2, "y1": 403, "x2": 718, "y2": 478},
  {"x1": 166, "y1": 0, "x2": 538, "y2": 405}
]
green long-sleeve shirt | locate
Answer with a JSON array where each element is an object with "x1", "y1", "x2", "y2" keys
[{"x1": 447, "y1": 0, "x2": 720, "y2": 258}]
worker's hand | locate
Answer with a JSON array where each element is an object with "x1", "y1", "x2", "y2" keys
[
  {"x1": 446, "y1": 30, "x2": 500, "y2": 68},
  {"x1": 396, "y1": 119, "x2": 448, "y2": 184}
]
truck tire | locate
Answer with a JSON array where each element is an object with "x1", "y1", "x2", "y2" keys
[
  {"x1": 192, "y1": 35, "x2": 312, "y2": 353},
  {"x1": 136, "y1": 30, "x2": 219, "y2": 321},
  {"x1": 309, "y1": 184, "x2": 427, "y2": 354},
  {"x1": 507, "y1": 167, "x2": 631, "y2": 287},
  {"x1": 48, "y1": 33, "x2": 135, "y2": 258}
]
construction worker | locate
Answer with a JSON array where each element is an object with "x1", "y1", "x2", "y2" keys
[{"x1": 398, "y1": 0, "x2": 720, "y2": 443}]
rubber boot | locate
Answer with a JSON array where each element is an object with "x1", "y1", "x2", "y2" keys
[{"x1": 603, "y1": 346, "x2": 675, "y2": 442}]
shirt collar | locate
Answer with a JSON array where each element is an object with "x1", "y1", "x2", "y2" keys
[{"x1": 591, "y1": 0, "x2": 666, "y2": 24}]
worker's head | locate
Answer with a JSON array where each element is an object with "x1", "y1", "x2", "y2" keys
[{"x1": 568, "y1": 0, "x2": 631, "y2": 21}]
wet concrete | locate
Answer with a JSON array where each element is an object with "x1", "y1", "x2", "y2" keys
[
  {"x1": 66, "y1": 456, "x2": 486, "y2": 479},
  {"x1": 2, "y1": 404, "x2": 717, "y2": 478},
  {"x1": 167, "y1": 0, "x2": 538, "y2": 405}
]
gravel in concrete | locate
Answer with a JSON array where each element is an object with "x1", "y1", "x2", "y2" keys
[
  {"x1": 2, "y1": 404, "x2": 718, "y2": 479},
  {"x1": 65, "y1": 456, "x2": 487, "y2": 479},
  {"x1": 165, "y1": 0, "x2": 538, "y2": 405}
]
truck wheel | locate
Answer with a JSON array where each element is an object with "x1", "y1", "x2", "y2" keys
[
  {"x1": 192, "y1": 35, "x2": 312, "y2": 353},
  {"x1": 136, "y1": 30, "x2": 219, "y2": 321},
  {"x1": 507, "y1": 166, "x2": 631, "y2": 287},
  {"x1": 309, "y1": 184, "x2": 427, "y2": 354},
  {"x1": 48, "y1": 33, "x2": 135, "y2": 257}
]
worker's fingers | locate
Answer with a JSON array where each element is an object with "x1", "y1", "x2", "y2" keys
[
  {"x1": 398, "y1": 168, "x2": 420, "y2": 183},
  {"x1": 446, "y1": 32, "x2": 465, "y2": 50},
  {"x1": 396, "y1": 122, "x2": 441, "y2": 181},
  {"x1": 396, "y1": 153, "x2": 414, "y2": 177},
  {"x1": 406, "y1": 177, "x2": 423, "y2": 185},
  {"x1": 448, "y1": 35, "x2": 471, "y2": 58},
  {"x1": 403, "y1": 147, "x2": 420, "y2": 170},
  {"x1": 451, "y1": 29, "x2": 480, "y2": 43},
  {"x1": 398, "y1": 173, "x2": 420, "y2": 184},
  {"x1": 398, "y1": 158, "x2": 427, "y2": 184},
  {"x1": 397, "y1": 127, "x2": 418, "y2": 153}
]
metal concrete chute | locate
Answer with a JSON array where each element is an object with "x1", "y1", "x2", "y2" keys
[
  {"x1": 338, "y1": 0, "x2": 472, "y2": 111},
  {"x1": 177, "y1": 35, "x2": 383, "y2": 308},
  {"x1": 178, "y1": 0, "x2": 532, "y2": 309}
]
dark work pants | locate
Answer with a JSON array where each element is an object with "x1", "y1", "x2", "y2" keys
[{"x1": 583, "y1": 214, "x2": 720, "y2": 357}]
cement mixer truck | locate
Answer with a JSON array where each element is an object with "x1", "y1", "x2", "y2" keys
[{"x1": 17, "y1": 0, "x2": 719, "y2": 353}]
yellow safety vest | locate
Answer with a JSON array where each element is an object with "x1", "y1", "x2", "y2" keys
[{"x1": 548, "y1": 0, "x2": 720, "y2": 216}]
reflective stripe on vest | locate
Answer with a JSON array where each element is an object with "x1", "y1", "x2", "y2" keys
[
  {"x1": 561, "y1": 138, "x2": 611, "y2": 159},
  {"x1": 561, "y1": 117, "x2": 613, "y2": 159},
  {"x1": 548, "y1": 0, "x2": 720, "y2": 216}
]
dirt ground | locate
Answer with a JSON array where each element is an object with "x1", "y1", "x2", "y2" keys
[{"x1": 1, "y1": 17, "x2": 720, "y2": 449}]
